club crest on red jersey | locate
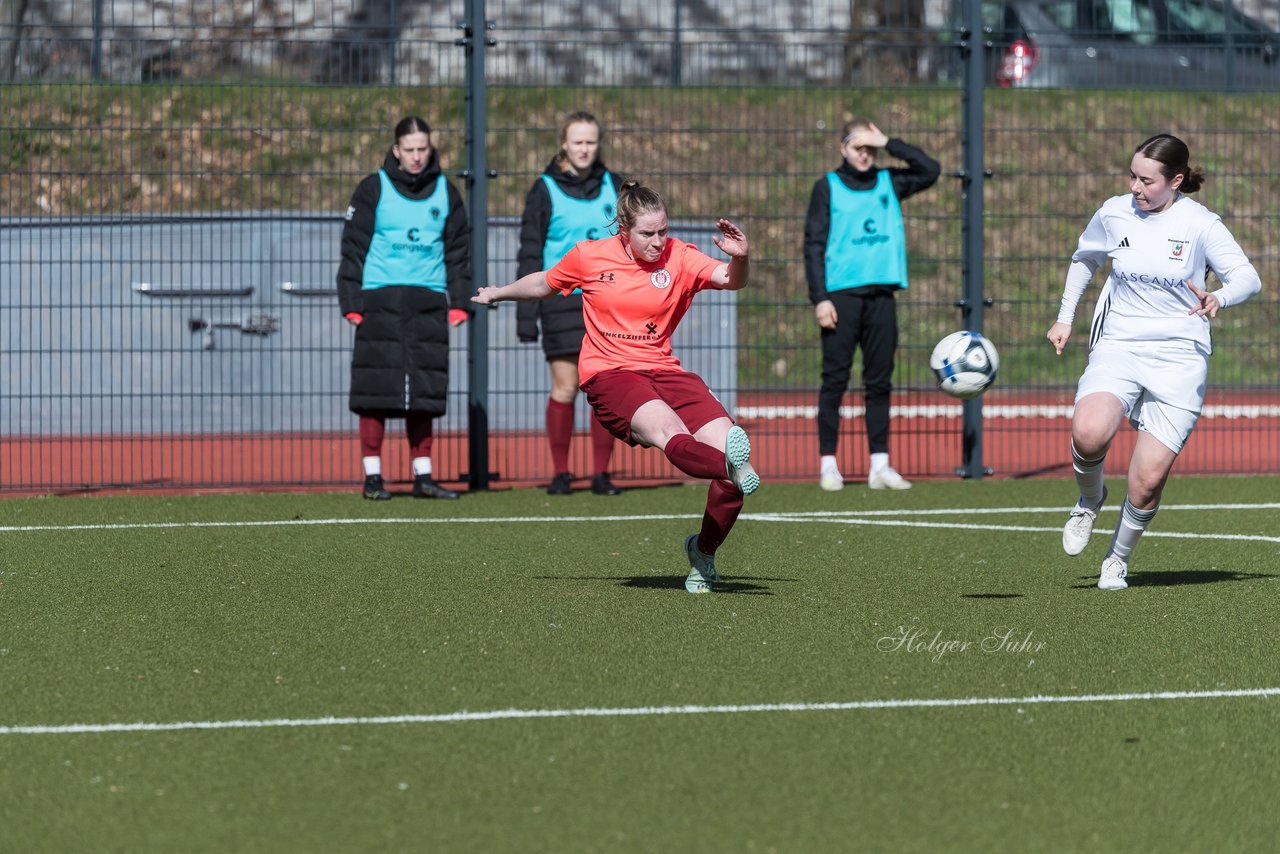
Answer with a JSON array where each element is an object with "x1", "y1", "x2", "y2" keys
[{"x1": 650, "y1": 268, "x2": 672, "y2": 289}]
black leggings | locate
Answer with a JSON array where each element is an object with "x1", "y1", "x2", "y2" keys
[{"x1": 817, "y1": 289, "x2": 898, "y2": 456}]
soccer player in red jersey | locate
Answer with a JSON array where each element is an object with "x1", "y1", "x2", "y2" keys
[{"x1": 473, "y1": 179, "x2": 758, "y2": 593}]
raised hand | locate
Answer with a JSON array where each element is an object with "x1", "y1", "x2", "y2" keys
[
  {"x1": 712, "y1": 218, "x2": 749, "y2": 258},
  {"x1": 854, "y1": 123, "x2": 890, "y2": 149}
]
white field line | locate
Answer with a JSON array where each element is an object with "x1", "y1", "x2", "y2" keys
[
  {"x1": 3, "y1": 687, "x2": 1277, "y2": 737},
  {"x1": 747, "y1": 515, "x2": 1280, "y2": 544},
  {"x1": 2, "y1": 503, "x2": 1278, "y2": 535},
  {"x1": 737, "y1": 404, "x2": 1280, "y2": 420}
]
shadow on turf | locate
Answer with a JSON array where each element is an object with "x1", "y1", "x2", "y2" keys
[
  {"x1": 542, "y1": 575, "x2": 781, "y2": 594},
  {"x1": 1071, "y1": 568, "x2": 1278, "y2": 589}
]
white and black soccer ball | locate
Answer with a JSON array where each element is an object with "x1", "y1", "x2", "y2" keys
[{"x1": 929, "y1": 331, "x2": 999, "y2": 400}]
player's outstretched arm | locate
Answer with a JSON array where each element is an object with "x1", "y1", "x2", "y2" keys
[{"x1": 473, "y1": 272, "x2": 554, "y2": 305}]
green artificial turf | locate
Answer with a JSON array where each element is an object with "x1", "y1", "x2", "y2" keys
[{"x1": 1, "y1": 478, "x2": 1278, "y2": 852}]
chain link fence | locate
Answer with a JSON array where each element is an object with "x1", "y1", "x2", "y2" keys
[{"x1": 2, "y1": 0, "x2": 1278, "y2": 493}]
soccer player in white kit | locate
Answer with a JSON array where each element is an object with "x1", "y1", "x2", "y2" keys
[{"x1": 1046, "y1": 134, "x2": 1261, "y2": 590}]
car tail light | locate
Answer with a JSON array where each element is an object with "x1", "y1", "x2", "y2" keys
[{"x1": 996, "y1": 39, "x2": 1038, "y2": 86}]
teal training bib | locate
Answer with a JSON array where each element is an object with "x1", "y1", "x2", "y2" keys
[
  {"x1": 362, "y1": 171, "x2": 449, "y2": 291},
  {"x1": 823, "y1": 170, "x2": 908, "y2": 292},
  {"x1": 541, "y1": 171, "x2": 618, "y2": 269}
]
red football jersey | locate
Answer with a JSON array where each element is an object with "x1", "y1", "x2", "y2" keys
[{"x1": 545, "y1": 234, "x2": 723, "y2": 384}]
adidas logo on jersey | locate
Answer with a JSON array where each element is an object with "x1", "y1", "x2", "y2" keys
[{"x1": 1118, "y1": 237, "x2": 1130, "y2": 248}]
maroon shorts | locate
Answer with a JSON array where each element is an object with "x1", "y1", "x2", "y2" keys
[{"x1": 580, "y1": 369, "x2": 730, "y2": 446}]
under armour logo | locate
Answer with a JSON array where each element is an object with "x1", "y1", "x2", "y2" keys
[
  {"x1": 598, "y1": 272, "x2": 615, "y2": 281},
  {"x1": 645, "y1": 322, "x2": 657, "y2": 335},
  {"x1": 1118, "y1": 237, "x2": 1130, "y2": 248}
]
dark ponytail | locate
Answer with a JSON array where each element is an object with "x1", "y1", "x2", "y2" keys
[
  {"x1": 394, "y1": 116, "x2": 431, "y2": 141},
  {"x1": 1134, "y1": 133, "x2": 1204, "y2": 194}
]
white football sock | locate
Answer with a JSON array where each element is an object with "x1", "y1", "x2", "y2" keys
[
  {"x1": 870, "y1": 452, "x2": 890, "y2": 474},
  {"x1": 362, "y1": 456, "x2": 381, "y2": 477},
  {"x1": 412, "y1": 457, "x2": 432, "y2": 477},
  {"x1": 1108, "y1": 500, "x2": 1158, "y2": 562},
  {"x1": 1071, "y1": 441, "x2": 1106, "y2": 509}
]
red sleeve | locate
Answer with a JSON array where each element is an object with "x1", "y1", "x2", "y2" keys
[
  {"x1": 545, "y1": 244, "x2": 584, "y2": 294},
  {"x1": 681, "y1": 242, "x2": 724, "y2": 292}
]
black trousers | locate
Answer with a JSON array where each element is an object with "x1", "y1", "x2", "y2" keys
[{"x1": 817, "y1": 288, "x2": 898, "y2": 456}]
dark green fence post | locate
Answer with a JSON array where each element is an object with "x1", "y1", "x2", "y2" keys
[
  {"x1": 459, "y1": 0, "x2": 495, "y2": 490},
  {"x1": 959, "y1": 0, "x2": 991, "y2": 479}
]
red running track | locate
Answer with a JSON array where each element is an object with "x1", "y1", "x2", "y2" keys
[{"x1": 3, "y1": 389, "x2": 1277, "y2": 495}]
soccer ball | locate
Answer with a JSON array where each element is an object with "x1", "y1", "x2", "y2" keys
[{"x1": 929, "y1": 331, "x2": 999, "y2": 400}]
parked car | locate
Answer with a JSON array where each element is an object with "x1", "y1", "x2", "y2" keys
[{"x1": 948, "y1": 0, "x2": 1280, "y2": 90}]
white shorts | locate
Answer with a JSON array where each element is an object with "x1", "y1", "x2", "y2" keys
[{"x1": 1075, "y1": 340, "x2": 1206, "y2": 454}]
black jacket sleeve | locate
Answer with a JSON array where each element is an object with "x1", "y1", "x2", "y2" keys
[
  {"x1": 515, "y1": 179, "x2": 552, "y2": 342},
  {"x1": 336, "y1": 175, "x2": 380, "y2": 316},
  {"x1": 443, "y1": 181, "x2": 473, "y2": 314},
  {"x1": 885, "y1": 138, "x2": 941, "y2": 202},
  {"x1": 802, "y1": 176, "x2": 831, "y2": 305}
]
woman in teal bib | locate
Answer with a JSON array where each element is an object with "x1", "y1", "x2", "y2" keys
[
  {"x1": 516, "y1": 112, "x2": 625, "y2": 496},
  {"x1": 337, "y1": 116, "x2": 472, "y2": 500},
  {"x1": 803, "y1": 118, "x2": 939, "y2": 493}
]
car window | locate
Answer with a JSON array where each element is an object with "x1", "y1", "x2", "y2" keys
[
  {"x1": 975, "y1": 1, "x2": 1029, "y2": 41},
  {"x1": 1162, "y1": 0, "x2": 1224, "y2": 31},
  {"x1": 1038, "y1": 0, "x2": 1080, "y2": 29},
  {"x1": 1163, "y1": 0, "x2": 1273, "y2": 40},
  {"x1": 980, "y1": 1, "x2": 1006, "y2": 30},
  {"x1": 1097, "y1": 0, "x2": 1162, "y2": 45}
]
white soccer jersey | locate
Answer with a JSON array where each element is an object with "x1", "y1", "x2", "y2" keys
[{"x1": 1057, "y1": 193, "x2": 1261, "y2": 354}]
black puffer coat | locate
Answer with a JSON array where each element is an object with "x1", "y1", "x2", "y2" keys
[
  {"x1": 337, "y1": 148, "x2": 471, "y2": 415},
  {"x1": 515, "y1": 159, "x2": 623, "y2": 360}
]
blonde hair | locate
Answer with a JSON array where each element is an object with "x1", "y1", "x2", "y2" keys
[
  {"x1": 840, "y1": 117, "x2": 872, "y2": 145},
  {"x1": 554, "y1": 111, "x2": 601, "y2": 175},
  {"x1": 614, "y1": 179, "x2": 667, "y2": 232}
]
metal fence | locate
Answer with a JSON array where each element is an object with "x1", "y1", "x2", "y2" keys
[{"x1": 2, "y1": 0, "x2": 1278, "y2": 494}]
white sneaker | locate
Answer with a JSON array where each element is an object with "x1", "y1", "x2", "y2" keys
[
  {"x1": 868, "y1": 467, "x2": 911, "y2": 490},
  {"x1": 1062, "y1": 487, "x2": 1107, "y2": 556},
  {"x1": 1097, "y1": 554, "x2": 1129, "y2": 590},
  {"x1": 820, "y1": 465, "x2": 844, "y2": 492}
]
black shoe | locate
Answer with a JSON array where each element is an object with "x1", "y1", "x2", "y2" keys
[
  {"x1": 547, "y1": 472, "x2": 572, "y2": 495},
  {"x1": 591, "y1": 473, "x2": 621, "y2": 496},
  {"x1": 412, "y1": 474, "x2": 460, "y2": 500},
  {"x1": 362, "y1": 474, "x2": 391, "y2": 501}
]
